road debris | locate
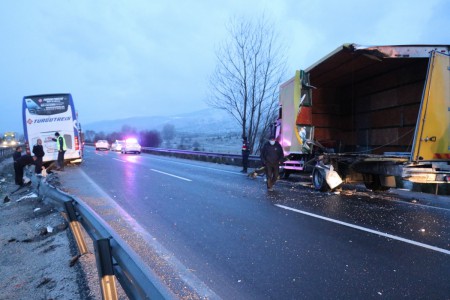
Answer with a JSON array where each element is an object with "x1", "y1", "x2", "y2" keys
[{"x1": 16, "y1": 192, "x2": 38, "y2": 202}]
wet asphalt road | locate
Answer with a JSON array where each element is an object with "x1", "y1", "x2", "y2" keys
[{"x1": 76, "y1": 147, "x2": 450, "y2": 299}]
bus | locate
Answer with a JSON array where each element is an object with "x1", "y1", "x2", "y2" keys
[
  {"x1": 1, "y1": 132, "x2": 18, "y2": 147},
  {"x1": 22, "y1": 93, "x2": 83, "y2": 164}
]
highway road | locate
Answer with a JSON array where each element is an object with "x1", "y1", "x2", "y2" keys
[{"x1": 61, "y1": 147, "x2": 450, "y2": 299}]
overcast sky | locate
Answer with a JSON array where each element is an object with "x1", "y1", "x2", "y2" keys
[{"x1": 1, "y1": 0, "x2": 449, "y2": 133}]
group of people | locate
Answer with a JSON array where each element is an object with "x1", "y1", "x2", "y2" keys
[
  {"x1": 241, "y1": 135, "x2": 284, "y2": 192},
  {"x1": 13, "y1": 132, "x2": 66, "y2": 186}
]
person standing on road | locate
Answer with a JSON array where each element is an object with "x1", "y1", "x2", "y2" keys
[
  {"x1": 32, "y1": 138, "x2": 45, "y2": 174},
  {"x1": 260, "y1": 136, "x2": 284, "y2": 191},
  {"x1": 52, "y1": 132, "x2": 66, "y2": 171},
  {"x1": 13, "y1": 146, "x2": 23, "y2": 185},
  {"x1": 241, "y1": 136, "x2": 251, "y2": 173}
]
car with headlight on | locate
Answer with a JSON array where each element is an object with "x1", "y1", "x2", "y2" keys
[
  {"x1": 110, "y1": 140, "x2": 125, "y2": 152},
  {"x1": 121, "y1": 138, "x2": 141, "y2": 154},
  {"x1": 95, "y1": 140, "x2": 110, "y2": 150}
]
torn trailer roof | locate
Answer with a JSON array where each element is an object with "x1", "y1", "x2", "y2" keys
[{"x1": 305, "y1": 43, "x2": 450, "y2": 88}]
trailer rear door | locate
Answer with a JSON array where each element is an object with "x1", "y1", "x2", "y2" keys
[{"x1": 412, "y1": 51, "x2": 450, "y2": 161}]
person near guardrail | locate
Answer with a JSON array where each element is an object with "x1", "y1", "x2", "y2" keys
[
  {"x1": 13, "y1": 146, "x2": 23, "y2": 185},
  {"x1": 260, "y1": 136, "x2": 284, "y2": 191},
  {"x1": 241, "y1": 136, "x2": 251, "y2": 173},
  {"x1": 32, "y1": 138, "x2": 45, "y2": 174},
  {"x1": 15, "y1": 154, "x2": 37, "y2": 186},
  {"x1": 52, "y1": 132, "x2": 66, "y2": 171}
]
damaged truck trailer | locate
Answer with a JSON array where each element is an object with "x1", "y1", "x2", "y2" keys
[{"x1": 275, "y1": 44, "x2": 450, "y2": 192}]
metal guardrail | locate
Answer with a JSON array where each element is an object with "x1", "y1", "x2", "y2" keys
[
  {"x1": 85, "y1": 143, "x2": 262, "y2": 167},
  {"x1": 140, "y1": 147, "x2": 261, "y2": 168},
  {"x1": 0, "y1": 147, "x2": 14, "y2": 160},
  {"x1": 28, "y1": 170, "x2": 175, "y2": 300},
  {"x1": 141, "y1": 146, "x2": 256, "y2": 158},
  {"x1": 24, "y1": 145, "x2": 260, "y2": 298},
  {"x1": 25, "y1": 145, "x2": 264, "y2": 298}
]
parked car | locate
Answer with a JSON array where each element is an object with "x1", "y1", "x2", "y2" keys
[
  {"x1": 110, "y1": 140, "x2": 125, "y2": 152},
  {"x1": 121, "y1": 138, "x2": 141, "y2": 154},
  {"x1": 95, "y1": 140, "x2": 110, "y2": 150}
]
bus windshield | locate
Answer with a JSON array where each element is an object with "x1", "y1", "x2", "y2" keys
[{"x1": 24, "y1": 96, "x2": 69, "y2": 115}]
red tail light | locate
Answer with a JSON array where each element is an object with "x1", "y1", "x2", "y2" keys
[
  {"x1": 75, "y1": 137, "x2": 80, "y2": 151},
  {"x1": 25, "y1": 141, "x2": 30, "y2": 154}
]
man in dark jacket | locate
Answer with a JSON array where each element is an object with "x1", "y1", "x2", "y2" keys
[
  {"x1": 15, "y1": 154, "x2": 37, "y2": 186},
  {"x1": 32, "y1": 138, "x2": 45, "y2": 174},
  {"x1": 241, "y1": 136, "x2": 251, "y2": 173},
  {"x1": 260, "y1": 137, "x2": 284, "y2": 191},
  {"x1": 13, "y1": 146, "x2": 23, "y2": 185}
]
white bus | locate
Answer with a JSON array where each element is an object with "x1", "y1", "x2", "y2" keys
[{"x1": 22, "y1": 93, "x2": 83, "y2": 164}]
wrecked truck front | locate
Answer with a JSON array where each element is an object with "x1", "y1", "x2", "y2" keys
[{"x1": 303, "y1": 43, "x2": 450, "y2": 186}]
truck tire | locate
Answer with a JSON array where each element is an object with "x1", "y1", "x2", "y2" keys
[
  {"x1": 312, "y1": 168, "x2": 330, "y2": 192},
  {"x1": 280, "y1": 169, "x2": 291, "y2": 179},
  {"x1": 363, "y1": 174, "x2": 390, "y2": 191}
]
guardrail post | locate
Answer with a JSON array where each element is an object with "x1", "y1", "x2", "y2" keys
[
  {"x1": 64, "y1": 201, "x2": 88, "y2": 255},
  {"x1": 94, "y1": 238, "x2": 119, "y2": 300}
]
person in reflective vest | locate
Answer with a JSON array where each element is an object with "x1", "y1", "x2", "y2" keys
[
  {"x1": 52, "y1": 132, "x2": 67, "y2": 171},
  {"x1": 241, "y1": 136, "x2": 251, "y2": 173}
]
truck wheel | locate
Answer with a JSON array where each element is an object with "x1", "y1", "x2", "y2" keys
[
  {"x1": 280, "y1": 169, "x2": 291, "y2": 179},
  {"x1": 312, "y1": 168, "x2": 330, "y2": 192},
  {"x1": 363, "y1": 174, "x2": 390, "y2": 191}
]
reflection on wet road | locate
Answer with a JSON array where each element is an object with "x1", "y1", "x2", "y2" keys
[{"x1": 66, "y1": 147, "x2": 450, "y2": 299}]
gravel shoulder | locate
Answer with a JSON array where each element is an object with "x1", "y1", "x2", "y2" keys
[{"x1": 0, "y1": 158, "x2": 97, "y2": 300}]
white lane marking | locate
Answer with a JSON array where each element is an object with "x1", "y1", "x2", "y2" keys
[
  {"x1": 149, "y1": 156, "x2": 244, "y2": 175},
  {"x1": 150, "y1": 169, "x2": 192, "y2": 182},
  {"x1": 99, "y1": 150, "x2": 447, "y2": 212},
  {"x1": 76, "y1": 169, "x2": 218, "y2": 298},
  {"x1": 275, "y1": 204, "x2": 450, "y2": 256},
  {"x1": 113, "y1": 158, "x2": 127, "y2": 162},
  {"x1": 113, "y1": 153, "x2": 448, "y2": 213}
]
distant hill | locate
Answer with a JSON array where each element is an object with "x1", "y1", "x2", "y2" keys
[{"x1": 84, "y1": 108, "x2": 240, "y2": 135}]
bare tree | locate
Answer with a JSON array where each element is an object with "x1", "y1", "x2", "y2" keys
[
  {"x1": 162, "y1": 123, "x2": 176, "y2": 147},
  {"x1": 84, "y1": 130, "x2": 96, "y2": 143},
  {"x1": 208, "y1": 15, "x2": 286, "y2": 153}
]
